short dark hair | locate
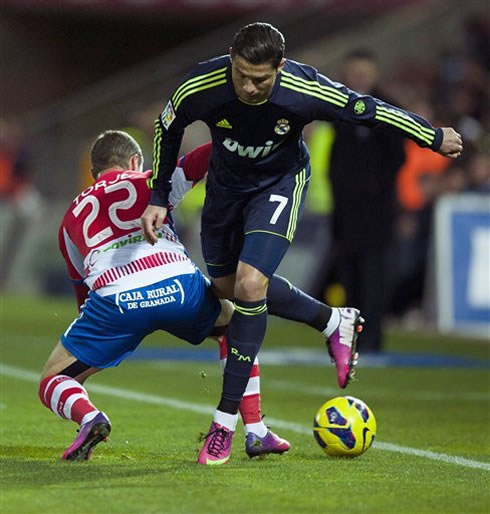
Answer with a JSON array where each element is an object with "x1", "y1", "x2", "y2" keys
[
  {"x1": 231, "y1": 22, "x2": 285, "y2": 68},
  {"x1": 343, "y1": 48, "x2": 377, "y2": 63},
  {"x1": 90, "y1": 130, "x2": 142, "y2": 179}
]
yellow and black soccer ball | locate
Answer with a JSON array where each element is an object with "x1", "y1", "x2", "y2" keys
[{"x1": 313, "y1": 396, "x2": 376, "y2": 457}]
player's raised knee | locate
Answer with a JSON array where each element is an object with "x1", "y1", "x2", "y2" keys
[{"x1": 234, "y1": 270, "x2": 269, "y2": 301}]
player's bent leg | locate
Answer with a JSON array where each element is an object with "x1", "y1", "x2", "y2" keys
[
  {"x1": 41, "y1": 340, "x2": 100, "y2": 383},
  {"x1": 267, "y1": 275, "x2": 364, "y2": 388},
  {"x1": 234, "y1": 262, "x2": 269, "y2": 300},
  {"x1": 39, "y1": 341, "x2": 110, "y2": 461},
  {"x1": 239, "y1": 168, "x2": 364, "y2": 388},
  {"x1": 216, "y1": 336, "x2": 290, "y2": 458}
]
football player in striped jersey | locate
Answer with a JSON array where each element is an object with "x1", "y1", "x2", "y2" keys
[{"x1": 39, "y1": 131, "x2": 289, "y2": 462}]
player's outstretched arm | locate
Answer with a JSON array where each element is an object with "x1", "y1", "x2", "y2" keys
[
  {"x1": 438, "y1": 127, "x2": 463, "y2": 159},
  {"x1": 141, "y1": 204, "x2": 167, "y2": 245},
  {"x1": 308, "y1": 68, "x2": 465, "y2": 157}
]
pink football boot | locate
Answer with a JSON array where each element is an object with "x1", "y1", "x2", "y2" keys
[
  {"x1": 62, "y1": 412, "x2": 111, "y2": 461},
  {"x1": 326, "y1": 308, "x2": 364, "y2": 388},
  {"x1": 197, "y1": 421, "x2": 234, "y2": 466},
  {"x1": 245, "y1": 429, "x2": 290, "y2": 458}
]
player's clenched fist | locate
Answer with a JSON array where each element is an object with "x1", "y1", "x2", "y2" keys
[
  {"x1": 141, "y1": 204, "x2": 167, "y2": 245},
  {"x1": 438, "y1": 127, "x2": 463, "y2": 159}
]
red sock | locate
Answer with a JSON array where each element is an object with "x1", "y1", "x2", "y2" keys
[
  {"x1": 39, "y1": 375, "x2": 98, "y2": 425},
  {"x1": 239, "y1": 393, "x2": 262, "y2": 424},
  {"x1": 217, "y1": 335, "x2": 228, "y2": 361},
  {"x1": 217, "y1": 335, "x2": 262, "y2": 424}
]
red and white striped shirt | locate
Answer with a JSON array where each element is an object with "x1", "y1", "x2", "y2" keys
[{"x1": 59, "y1": 143, "x2": 211, "y2": 308}]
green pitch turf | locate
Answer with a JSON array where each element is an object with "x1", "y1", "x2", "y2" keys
[{"x1": 1, "y1": 294, "x2": 489, "y2": 514}]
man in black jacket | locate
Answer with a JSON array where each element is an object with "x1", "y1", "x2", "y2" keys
[{"x1": 329, "y1": 49, "x2": 406, "y2": 353}]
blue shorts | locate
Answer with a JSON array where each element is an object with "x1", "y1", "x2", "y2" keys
[
  {"x1": 202, "y1": 166, "x2": 310, "y2": 278},
  {"x1": 61, "y1": 271, "x2": 221, "y2": 368}
]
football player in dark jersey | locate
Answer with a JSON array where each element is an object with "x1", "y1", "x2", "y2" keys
[{"x1": 141, "y1": 22, "x2": 463, "y2": 465}]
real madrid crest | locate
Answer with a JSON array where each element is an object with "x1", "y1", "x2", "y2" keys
[{"x1": 274, "y1": 118, "x2": 290, "y2": 135}]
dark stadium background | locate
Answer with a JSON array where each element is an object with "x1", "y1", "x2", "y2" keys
[{"x1": 1, "y1": 0, "x2": 489, "y2": 335}]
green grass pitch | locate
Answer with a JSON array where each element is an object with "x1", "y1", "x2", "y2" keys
[{"x1": 1, "y1": 294, "x2": 489, "y2": 513}]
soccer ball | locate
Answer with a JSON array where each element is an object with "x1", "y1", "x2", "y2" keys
[{"x1": 313, "y1": 396, "x2": 376, "y2": 457}]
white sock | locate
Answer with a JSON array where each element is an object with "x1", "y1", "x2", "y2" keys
[
  {"x1": 214, "y1": 409, "x2": 238, "y2": 432},
  {"x1": 245, "y1": 421, "x2": 268, "y2": 437},
  {"x1": 80, "y1": 410, "x2": 100, "y2": 426},
  {"x1": 322, "y1": 307, "x2": 341, "y2": 338}
]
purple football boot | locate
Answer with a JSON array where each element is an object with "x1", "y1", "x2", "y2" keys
[
  {"x1": 62, "y1": 412, "x2": 111, "y2": 461},
  {"x1": 197, "y1": 422, "x2": 234, "y2": 466},
  {"x1": 245, "y1": 429, "x2": 291, "y2": 459},
  {"x1": 326, "y1": 308, "x2": 364, "y2": 388}
]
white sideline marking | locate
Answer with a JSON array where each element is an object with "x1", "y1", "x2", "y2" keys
[
  {"x1": 2, "y1": 363, "x2": 489, "y2": 472},
  {"x1": 150, "y1": 364, "x2": 489, "y2": 402}
]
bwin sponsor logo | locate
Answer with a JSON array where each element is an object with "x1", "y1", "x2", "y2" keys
[{"x1": 222, "y1": 138, "x2": 280, "y2": 159}]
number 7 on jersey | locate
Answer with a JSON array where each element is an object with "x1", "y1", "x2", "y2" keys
[{"x1": 268, "y1": 194, "x2": 288, "y2": 225}]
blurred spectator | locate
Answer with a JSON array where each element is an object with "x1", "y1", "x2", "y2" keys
[
  {"x1": 0, "y1": 117, "x2": 43, "y2": 215},
  {"x1": 439, "y1": 164, "x2": 469, "y2": 194},
  {"x1": 324, "y1": 49, "x2": 406, "y2": 353},
  {"x1": 389, "y1": 100, "x2": 450, "y2": 317},
  {"x1": 386, "y1": 13, "x2": 489, "y2": 324},
  {"x1": 434, "y1": 16, "x2": 489, "y2": 147},
  {"x1": 467, "y1": 151, "x2": 490, "y2": 193},
  {"x1": 396, "y1": 101, "x2": 451, "y2": 212},
  {"x1": 0, "y1": 117, "x2": 43, "y2": 285},
  {"x1": 1, "y1": 118, "x2": 33, "y2": 203}
]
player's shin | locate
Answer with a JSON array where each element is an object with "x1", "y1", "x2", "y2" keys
[
  {"x1": 39, "y1": 374, "x2": 111, "y2": 460},
  {"x1": 239, "y1": 371, "x2": 265, "y2": 436},
  {"x1": 217, "y1": 336, "x2": 266, "y2": 436},
  {"x1": 218, "y1": 298, "x2": 267, "y2": 412},
  {"x1": 39, "y1": 375, "x2": 99, "y2": 425},
  {"x1": 198, "y1": 299, "x2": 267, "y2": 465}
]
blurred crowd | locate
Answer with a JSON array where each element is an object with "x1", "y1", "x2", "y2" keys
[
  {"x1": 308, "y1": 15, "x2": 489, "y2": 350},
  {"x1": 381, "y1": 15, "x2": 489, "y2": 323},
  {"x1": 0, "y1": 118, "x2": 35, "y2": 207},
  {"x1": 1, "y1": 14, "x2": 488, "y2": 349},
  {"x1": 0, "y1": 118, "x2": 43, "y2": 286}
]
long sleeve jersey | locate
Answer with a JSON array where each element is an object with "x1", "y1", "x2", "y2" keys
[{"x1": 148, "y1": 55, "x2": 442, "y2": 206}]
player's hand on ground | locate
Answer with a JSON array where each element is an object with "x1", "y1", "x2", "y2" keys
[
  {"x1": 438, "y1": 127, "x2": 463, "y2": 159},
  {"x1": 141, "y1": 204, "x2": 167, "y2": 245}
]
